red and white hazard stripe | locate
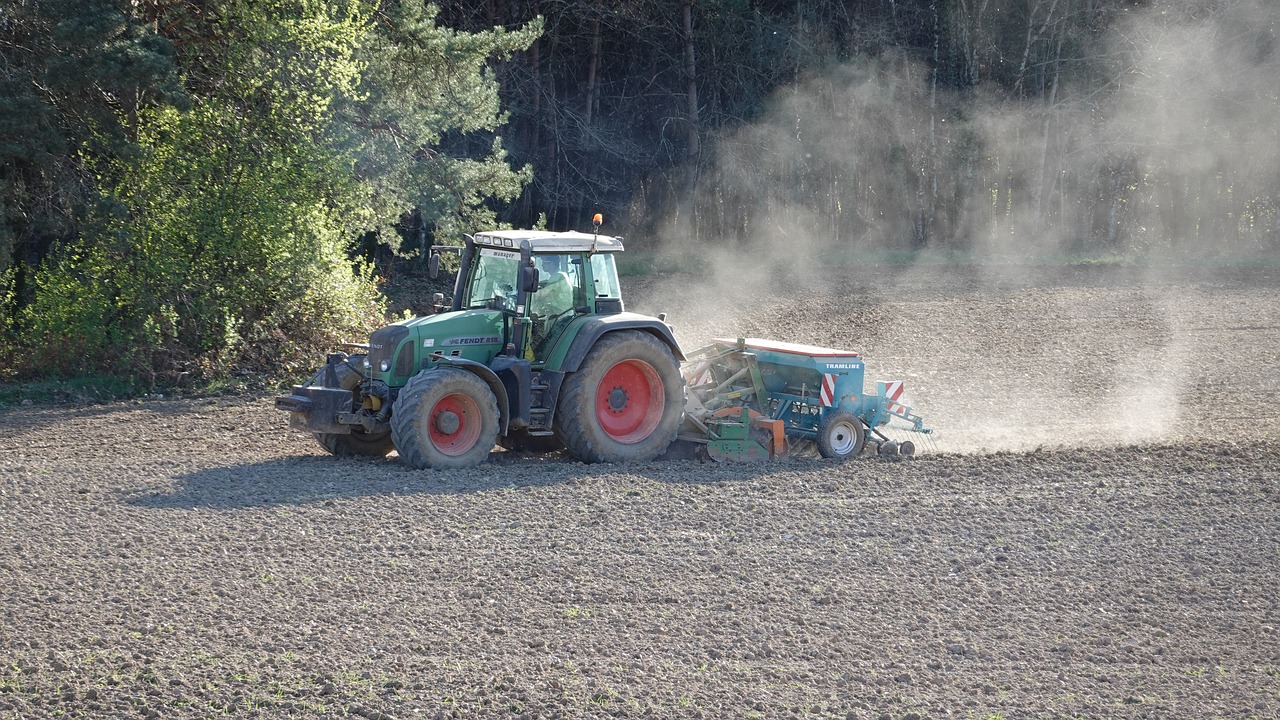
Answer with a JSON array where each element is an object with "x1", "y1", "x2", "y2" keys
[
  {"x1": 879, "y1": 380, "x2": 907, "y2": 415},
  {"x1": 819, "y1": 373, "x2": 837, "y2": 407}
]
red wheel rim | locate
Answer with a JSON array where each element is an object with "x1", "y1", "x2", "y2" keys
[
  {"x1": 595, "y1": 359, "x2": 664, "y2": 443},
  {"x1": 428, "y1": 392, "x2": 482, "y2": 456}
]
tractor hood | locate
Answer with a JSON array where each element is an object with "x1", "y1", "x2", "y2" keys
[{"x1": 368, "y1": 309, "x2": 507, "y2": 386}]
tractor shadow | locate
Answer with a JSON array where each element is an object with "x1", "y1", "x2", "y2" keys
[{"x1": 126, "y1": 447, "x2": 800, "y2": 511}]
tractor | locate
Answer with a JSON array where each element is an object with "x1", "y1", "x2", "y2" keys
[{"x1": 276, "y1": 224, "x2": 686, "y2": 468}]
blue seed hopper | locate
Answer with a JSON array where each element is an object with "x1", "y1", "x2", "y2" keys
[{"x1": 680, "y1": 337, "x2": 933, "y2": 461}]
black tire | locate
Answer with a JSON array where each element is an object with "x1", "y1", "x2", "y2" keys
[
  {"x1": 555, "y1": 330, "x2": 683, "y2": 463},
  {"x1": 391, "y1": 367, "x2": 500, "y2": 469},
  {"x1": 307, "y1": 354, "x2": 394, "y2": 458},
  {"x1": 496, "y1": 429, "x2": 564, "y2": 454},
  {"x1": 816, "y1": 410, "x2": 866, "y2": 460},
  {"x1": 314, "y1": 427, "x2": 395, "y2": 457}
]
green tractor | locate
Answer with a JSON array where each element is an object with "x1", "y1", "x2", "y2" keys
[{"x1": 276, "y1": 228, "x2": 686, "y2": 468}]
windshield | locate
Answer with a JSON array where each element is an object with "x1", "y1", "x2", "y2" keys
[{"x1": 465, "y1": 248, "x2": 521, "y2": 309}]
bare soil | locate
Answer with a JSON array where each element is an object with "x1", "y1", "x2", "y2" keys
[{"x1": 2, "y1": 264, "x2": 1279, "y2": 720}]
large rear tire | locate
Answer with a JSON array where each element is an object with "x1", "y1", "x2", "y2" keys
[
  {"x1": 816, "y1": 410, "x2": 866, "y2": 460},
  {"x1": 307, "y1": 354, "x2": 394, "y2": 458},
  {"x1": 391, "y1": 368, "x2": 500, "y2": 469},
  {"x1": 556, "y1": 331, "x2": 682, "y2": 463}
]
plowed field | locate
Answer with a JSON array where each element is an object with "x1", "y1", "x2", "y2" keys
[{"x1": 3, "y1": 265, "x2": 1278, "y2": 719}]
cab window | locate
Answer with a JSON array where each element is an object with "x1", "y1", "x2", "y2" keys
[
  {"x1": 465, "y1": 248, "x2": 521, "y2": 309},
  {"x1": 590, "y1": 254, "x2": 621, "y2": 298},
  {"x1": 530, "y1": 253, "x2": 584, "y2": 320}
]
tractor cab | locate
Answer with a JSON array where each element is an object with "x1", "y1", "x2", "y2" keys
[{"x1": 444, "y1": 230, "x2": 628, "y2": 366}]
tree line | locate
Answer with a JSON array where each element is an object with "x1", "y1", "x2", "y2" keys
[{"x1": 2, "y1": 0, "x2": 1276, "y2": 384}]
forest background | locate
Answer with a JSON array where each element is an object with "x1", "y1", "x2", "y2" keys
[{"x1": 1, "y1": 0, "x2": 1276, "y2": 388}]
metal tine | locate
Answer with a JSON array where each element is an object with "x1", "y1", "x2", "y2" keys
[
  {"x1": 682, "y1": 360, "x2": 713, "y2": 386},
  {"x1": 925, "y1": 432, "x2": 940, "y2": 454},
  {"x1": 710, "y1": 366, "x2": 751, "y2": 395}
]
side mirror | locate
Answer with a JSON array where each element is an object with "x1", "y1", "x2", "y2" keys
[
  {"x1": 428, "y1": 251, "x2": 441, "y2": 280},
  {"x1": 521, "y1": 265, "x2": 540, "y2": 293}
]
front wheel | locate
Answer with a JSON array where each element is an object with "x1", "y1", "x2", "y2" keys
[
  {"x1": 391, "y1": 368, "x2": 500, "y2": 469},
  {"x1": 816, "y1": 410, "x2": 866, "y2": 460},
  {"x1": 556, "y1": 330, "x2": 683, "y2": 463}
]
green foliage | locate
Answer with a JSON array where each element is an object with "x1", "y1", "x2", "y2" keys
[
  {"x1": 0, "y1": 0, "x2": 187, "y2": 291},
  {"x1": 351, "y1": 3, "x2": 540, "y2": 248},
  {"x1": 22, "y1": 247, "x2": 124, "y2": 374},
  {"x1": 8, "y1": 0, "x2": 540, "y2": 386},
  {"x1": 20, "y1": 0, "x2": 384, "y2": 384},
  {"x1": 0, "y1": 265, "x2": 14, "y2": 348}
]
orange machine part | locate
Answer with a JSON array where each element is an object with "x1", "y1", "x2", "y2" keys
[{"x1": 708, "y1": 407, "x2": 787, "y2": 459}]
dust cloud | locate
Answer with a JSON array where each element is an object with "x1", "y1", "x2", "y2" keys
[{"x1": 644, "y1": 0, "x2": 1280, "y2": 453}]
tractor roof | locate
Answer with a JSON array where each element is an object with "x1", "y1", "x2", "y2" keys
[{"x1": 472, "y1": 229, "x2": 625, "y2": 253}]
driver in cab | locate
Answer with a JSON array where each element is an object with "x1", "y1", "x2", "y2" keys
[
  {"x1": 529, "y1": 255, "x2": 576, "y2": 354},
  {"x1": 531, "y1": 255, "x2": 574, "y2": 319}
]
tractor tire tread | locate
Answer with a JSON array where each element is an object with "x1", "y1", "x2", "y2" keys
[
  {"x1": 555, "y1": 330, "x2": 682, "y2": 463},
  {"x1": 391, "y1": 367, "x2": 499, "y2": 469}
]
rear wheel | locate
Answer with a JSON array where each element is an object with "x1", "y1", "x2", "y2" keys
[
  {"x1": 556, "y1": 331, "x2": 683, "y2": 463},
  {"x1": 307, "y1": 354, "x2": 393, "y2": 457},
  {"x1": 816, "y1": 410, "x2": 866, "y2": 460},
  {"x1": 391, "y1": 368, "x2": 499, "y2": 469}
]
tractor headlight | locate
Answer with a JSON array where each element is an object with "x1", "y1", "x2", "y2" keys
[{"x1": 379, "y1": 360, "x2": 390, "y2": 372}]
